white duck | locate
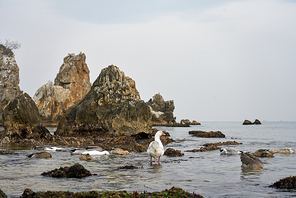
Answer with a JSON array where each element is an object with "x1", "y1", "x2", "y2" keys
[
  {"x1": 220, "y1": 148, "x2": 239, "y2": 155},
  {"x1": 147, "y1": 131, "x2": 165, "y2": 164}
]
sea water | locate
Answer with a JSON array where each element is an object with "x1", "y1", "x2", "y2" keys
[{"x1": 0, "y1": 122, "x2": 296, "y2": 197}]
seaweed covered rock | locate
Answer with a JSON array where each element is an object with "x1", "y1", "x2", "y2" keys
[
  {"x1": 33, "y1": 52, "x2": 91, "y2": 124},
  {"x1": 41, "y1": 163, "x2": 92, "y2": 178},
  {"x1": 55, "y1": 65, "x2": 152, "y2": 137},
  {"x1": 20, "y1": 186, "x2": 203, "y2": 198},
  {"x1": 164, "y1": 148, "x2": 184, "y2": 157},
  {"x1": 269, "y1": 176, "x2": 296, "y2": 189},
  {"x1": 0, "y1": 44, "x2": 23, "y2": 125},
  {"x1": 189, "y1": 130, "x2": 225, "y2": 138},
  {"x1": 243, "y1": 119, "x2": 262, "y2": 125}
]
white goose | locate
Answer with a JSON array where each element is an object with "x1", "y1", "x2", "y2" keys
[{"x1": 147, "y1": 131, "x2": 165, "y2": 164}]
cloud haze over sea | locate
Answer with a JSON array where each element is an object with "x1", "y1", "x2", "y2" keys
[{"x1": 1, "y1": 0, "x2": 296, "y2": 121}]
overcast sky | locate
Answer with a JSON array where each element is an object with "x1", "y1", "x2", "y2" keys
[{"x1": 1, "y1": 0, "x2": 296, "y2": 122}]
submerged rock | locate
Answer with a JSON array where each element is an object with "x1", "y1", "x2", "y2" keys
[
  {"x1": 164, "y1": 148, "x2": 184, "y2": 157},
  {"x1": 188, "y1": 130, "x2": 225, "y2": 138},
  {"x1": 27, "y1": 151, "x2": 52, "y2": 159},
  {"x1": 269, "y1": 176, "x2": 296, "y2": 189},
  {"x1": 33, "y1": 52, "x2": 91, "y2": 124},
  {"x1": 240, "y1": 152, "x2": 264, "y2": 170},
  {"x1": 41, "y1": 163, "x2": 92, "y2": 178},
  {"x1": 55, "y1": 65, "x2": 152, "y2": 137},
  {"x1": 117, "y1": 165, "x2": 140, "y2": 169}
]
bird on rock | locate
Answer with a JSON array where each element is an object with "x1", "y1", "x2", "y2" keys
[{"x1": 147, "y1": 131, "x2": 165, "y2": 164}]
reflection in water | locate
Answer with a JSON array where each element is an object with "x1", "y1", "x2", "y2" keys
[{"x1": 240, "y1": 167, "x2": 263, "y2": 180}]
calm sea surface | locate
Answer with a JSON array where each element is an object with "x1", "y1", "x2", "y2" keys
[{"x1": 1, "y1": 122, "x2": 296, "y2": 197}]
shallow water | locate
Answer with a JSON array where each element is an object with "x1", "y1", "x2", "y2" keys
[{"x1": 1, "y1": 122, "x2": 296, "y2": 197}]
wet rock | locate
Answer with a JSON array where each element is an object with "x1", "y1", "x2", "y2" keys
[
  {"x1": 0, "y1": 150, "x2": 16, "y2": 155},
  {"x1": 55, "y1": 65, "x2": 152, "y2": 137},
  {"x1": 117, "y1": 165, "x2": 140, "y2": 169},
  {"x1": 269, "y1": 176, "x2": 296, "y2": 189},
  {"x1": 133, "y1": 143, "x2": 147, "y2": 152},
  {"x1": 2, "y1": 93, "x2": 45, "y2": 140},
  {"x1": 189, "y1": 130, "x2": 225, "y2": 138},
  {"x1": 27, "y1": 151, "x2": 52, "y2": 159},
  {"x1": 20, "y1": 188, "x2": 34, "y2": 198},
  {"x1": 240, "y1": 152, "x2": 264, "y2": 170},
  {"x1": 252, "y1": 149, "x2": 274, "y2": 158},
  {"x1": 111, "y1": 148, "x2": 129, "y2": 155},
  {"x1": 186, "y1": 144, "x2": 220, "y2": 152},
  {"x1": 0, "y1": 44, "x2": 23, "y2": 125},
  {"x1": 79, "y1": 154, "x2": 93, "y2": 161},
  {"x1": 202, "y1": 141, "x2": 242, "y2": 147},
  {"x1": 164, "y1": 148, "x2": 184, "y2": 157},
  {"x1": 41, "y1": 163, "x2": 92, "y2": 178},
  {"x1": 33, "y1": 52, "x2": 91, "y2": 124},
  {"x1": 147, "y1": 93, "x2": 175, "y2": 125}
]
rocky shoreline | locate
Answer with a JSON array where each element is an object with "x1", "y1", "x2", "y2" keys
[{"x1": 0, "y1": 187, "x2": 203, "y2": 198}]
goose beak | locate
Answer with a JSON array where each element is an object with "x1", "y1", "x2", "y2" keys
[{"x1": 161, "y1": 132, "x2": 165, "y2": 136}]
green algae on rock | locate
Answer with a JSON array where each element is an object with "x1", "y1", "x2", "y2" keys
[
  {"x1": 41, "y1": 163, "x2": 93, "y2": 178},
  {"x1": 20, "y1": 186, "x2": 203, "y2": 198},
  {"x1": 269, "y1": 176, "x2": 296, "y2": 189}
]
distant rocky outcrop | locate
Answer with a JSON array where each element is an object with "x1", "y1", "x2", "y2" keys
[
  {"x1": 181, "y1": 119, "x2": 201, "y2": 125},
  {"x1": 0, "y1": 44, "x2": 22, "y2": 125},
  {"x1": 2, "y1": 93, "x2": 51, "y2": 141},
  {"x1": 147, "y1": 93, "x2": 175, "y2": 125},
  {"x1": 55, "y1": 65, "x2": 152, "y2": 137},
  {"x1": 243, "y1": 119, "x2": 262, "y2": 125},
  {"x1": 33, "y1": 52, "x2": 91, "y2": 125}
]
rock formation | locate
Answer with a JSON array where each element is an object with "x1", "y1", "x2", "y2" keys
[
  {"x1": 2, "y1": 93, "x2": 51, "y2": 140},
  {"x1": 181, "y1": 119, "x2": 201, "y2": 125},
  {"x1": 33, "y1": 52, "x2": 91, "y2": 124},
  {"x1": 0, "y1": 44, "x2": 22, "y2": 124},
  {"x1": 147, "y1": 93, "x2": 175, "y2": 125},
  {"x1": 55, "y1": 65, "x2": 152, "y2": 137},
  {"x1": 243, "y1": 119, "x2": 262, "y2": 125}
]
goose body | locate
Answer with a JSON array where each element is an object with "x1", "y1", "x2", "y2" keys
[
  {"x1": 240, "y1": 152, "x2": 264, "y2": 170},
  {"x1": 147, "y1": 131, "x2": 165, "y2": 164},
  {"x1": 220, "y1": 148, "x2": 239, "y2": 155},
  {"x1": 27, "y1": 151, "x2": 52, "y2": 159}
]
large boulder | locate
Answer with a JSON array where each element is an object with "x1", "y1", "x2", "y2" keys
[
  {"x1": 33, "y1": 52, "x2": 91, "y2": 124},
  {"x1": 147, "y1": 93, "x2": 175, "y2": 125},
  {"x1": 2, "y1": 93, "x2": 50, "y2": 140},
  {"x1": 55, "y1": 65, "x2": 152, "y2": 137},
  {"x1": 0, "y1": 44, "x2": 22, "y2": 124}
]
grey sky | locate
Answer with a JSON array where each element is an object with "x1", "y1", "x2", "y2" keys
[{"x1": 1, "y1": 0, "x2": 296, "y2": 121}]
